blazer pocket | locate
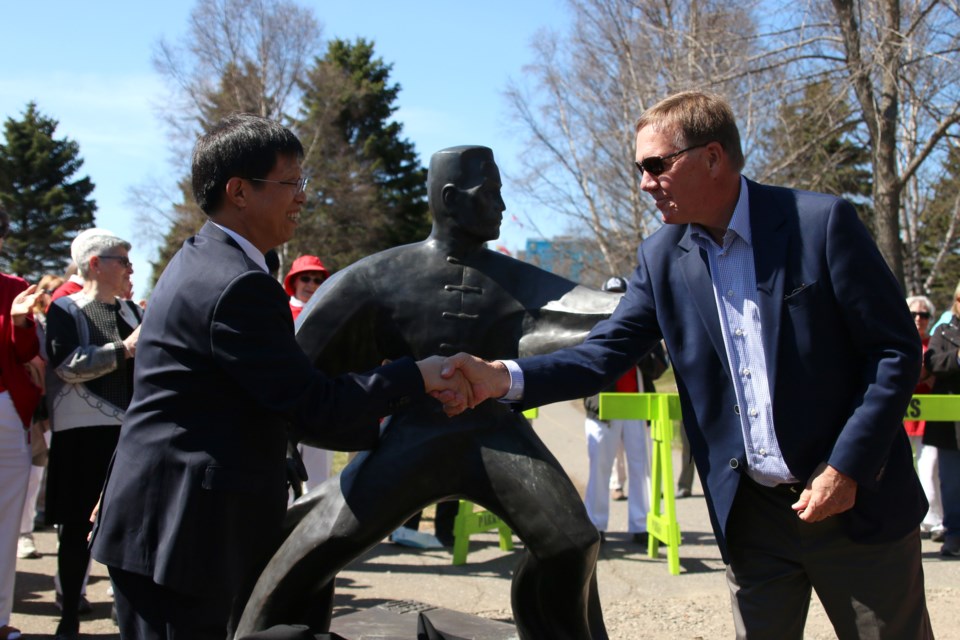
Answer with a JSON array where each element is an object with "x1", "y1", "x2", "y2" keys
[
  {"x1": 783, "y1": 280, "x2": 820, "y2": 307},
  {"x1": 202, "y1": 464, "x2": 282, "y2": 494}
]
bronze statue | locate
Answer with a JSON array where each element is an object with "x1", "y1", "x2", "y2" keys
[{"x1": 234, "y1": 146, "x2": 617, "y2": 640}]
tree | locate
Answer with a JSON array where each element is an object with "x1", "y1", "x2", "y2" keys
[
  {"x1": 505, "y1": 0, "x2": 765, "y2": 282},
  {"x1": 291, "y1": 38, "x2": 429, "y2": 270},
  {"x1": 0, "y1": 102, "x2": 96, "y2": 280},
  {"x1": 760, "y1": 80, "x2": 873, "y2": 221},
  {"x1": 143, "y1": 0, "x2": 321, "y2": 284}
]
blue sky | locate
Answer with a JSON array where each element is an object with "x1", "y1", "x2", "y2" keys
[{"x1": 0, "y1": 0, "x2": 573, "y2": 296}]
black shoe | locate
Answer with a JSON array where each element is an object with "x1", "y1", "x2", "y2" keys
[
  {"x1": 54, "y1": 619, "x2": 79, "y2": 640},
  {"x1": 677, "y1": 488, "x2": 692, "y2": 498},
  {"x1": 632, "y1": 532, "x2": 649, "y2": 546}
]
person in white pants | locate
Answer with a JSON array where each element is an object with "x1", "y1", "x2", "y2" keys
[
  {"x1": 582, "y1": 276, "x2": 668, "y2": 545},
  {"x1": 0, "y1": 212, "x2": 45, "y2": 640}
]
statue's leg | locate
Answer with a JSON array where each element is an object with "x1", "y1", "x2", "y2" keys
[
  {"x1": 233, "y1": 423, "x2": 462, "y2": 638},
  {"x1": 474, "y1": 420, "x2": 606, "y2": 640}
]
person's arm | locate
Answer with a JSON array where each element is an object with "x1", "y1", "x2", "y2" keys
[
  {"x1": 8, "y1": 282, "x2": 40, "y2": 363},
  {"x1": 792, "y1": 199, "x2": 921, "y2": 522},
  {"x1": 45, "y1": 301, "x2": 123, "y2": 383},
  {"x1": 210, "y1": 272, "x2": 467, "y2": 449}
]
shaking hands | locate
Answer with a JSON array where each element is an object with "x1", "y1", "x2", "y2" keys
[{"x1": 417, "y1": 353, "x2": 513, "y2": 417}]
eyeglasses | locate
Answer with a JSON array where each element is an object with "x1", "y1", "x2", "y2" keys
[
  {"x1": 298, "y1": 275, "x2": 325, "y2": 285},
  {"x1": 635, "y1": 142, "x2": 711, "y2": 176},
  {"x1": 248, "y1": 177, "x2": 309, "y2": 194},
  {"x1": 99, "y1": 255, "x2": 132, "y2": 268},
  {"x1": 912, "y1": 311, "x2": 931, "y2": 320}
]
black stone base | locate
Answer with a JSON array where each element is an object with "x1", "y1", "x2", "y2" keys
[{"x1": 329, "y1": 600, "x2": 518, "y2": 639}]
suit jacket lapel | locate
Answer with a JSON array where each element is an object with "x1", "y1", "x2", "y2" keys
[
  {"x1": 677, "y1": 226, "x2": 729, "y2": 365},
  {"x1": 747, "y1": 179, "x2": 789, "y2": 396}
]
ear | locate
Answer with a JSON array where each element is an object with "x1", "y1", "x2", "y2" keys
[
  {"x1": 704, "y1": 141, "x2": 724, "y2": 172},
  {"x1": 225, "y1": 177, "x2": 247, "y2": 208},
  {"x1": 440, "y1": 183, "x2": 459, "y2": 210}
]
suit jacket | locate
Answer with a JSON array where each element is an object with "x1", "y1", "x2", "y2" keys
[
  {"x1": 91, "y1": 222, "x2": 424, "y2": 597},
  {"x1": 517, "y1": 179, "x2": 925, "y2": 560}
]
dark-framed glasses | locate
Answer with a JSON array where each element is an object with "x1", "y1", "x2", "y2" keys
[
  {"x1": 98, "y1": 255, "x2": 132, "y2": 268},
  {"x1": 298, "y1": 275, "x2": 325, "y2": 285},
  {"x1": 248, "y1": 177, "x2": 310, "y2": 194},
  {"x1": 635, "y1": 142, "x2": 711, "y2": 176},
  {"x1": 912, "y1": 311, "x2": 931, "y2": 320}
]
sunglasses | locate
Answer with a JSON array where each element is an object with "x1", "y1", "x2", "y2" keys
[
  {"x1": 98, "y1": 255, "x2": 132, "y2": 268},
  {"x1": 298, "y1": 275, "x2": 325, "y2": 285},
  {"x1": 912, "y1": 311, "x2": 931, "y2": 320},
  {"x1": 635, "y1": 142, "x2": 710, "y2": 176}
]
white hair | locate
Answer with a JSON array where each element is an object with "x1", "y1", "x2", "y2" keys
[
  {"x1": 71, "y1": 228, "x2": 131, "y2": 278},
  {"x1": 905, "y1": 295, "x2": 935, "y2": 318}
]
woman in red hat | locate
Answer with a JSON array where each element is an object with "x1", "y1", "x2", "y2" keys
[{"x1": 283, "y1": 255, "x2": 330, "y2": 321}]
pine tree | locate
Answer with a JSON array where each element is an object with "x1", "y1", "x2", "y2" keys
[
  {"x1": 292, "y1": 38, "x2": 429, "y2": 270},
  {"x1": 0, "y1": 102, "x2": 96, "y2": 280}
]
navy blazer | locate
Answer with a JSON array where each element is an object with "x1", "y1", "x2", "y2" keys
[
  {"x1": 517, "y1": 180, "x2": 926, "y2": 560},
  {"x1": 91, "y1": 222, "x2": 424, "y2": 597}
]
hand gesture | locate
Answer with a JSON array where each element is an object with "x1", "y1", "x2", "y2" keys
[
  {"x1": 416, "y1": 355, "x2": 474, "y2": 416},
  {"x1": 791, "y1": 462, "x2": 857, "y2": 522},
  {"x1": 122, "y1": 324, "x2": 142, "y2": 358},
  {"x1": 10, "y1": 284, "x2": 41, "y2": 327},
  {"x1": 440, "y1": 353, "x2": 512, "y2": 409}
]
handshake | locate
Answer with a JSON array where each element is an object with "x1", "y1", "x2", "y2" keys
[{"x1": 415, "y1": 354, "x2": 512, "y2": 416}]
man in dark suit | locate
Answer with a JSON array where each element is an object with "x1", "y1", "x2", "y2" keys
[
  {"x1": 89, "y1": 114, "x2": 467, "y2": 640},
  {"x1": 445, "y1": 92, "x2": 932, "y2": 639}
]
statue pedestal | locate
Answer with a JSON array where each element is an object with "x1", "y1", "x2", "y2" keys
[{"x1": 330, "y1": 600, "x2": 518, "y2": 639}]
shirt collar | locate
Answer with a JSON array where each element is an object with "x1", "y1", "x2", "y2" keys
[
  {"x1": 211, "y1": 222, "x2": 268, "y2": 273},
  {"x1": 691, "y1": 176, "x2": 751, "y2": 247}
]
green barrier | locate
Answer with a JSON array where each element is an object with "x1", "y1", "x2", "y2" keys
[
  {"x1": 452, "y1": 500, "x2": 515, "y2": 565},
  {"x1": 596, "y1": 391, "x2": 960, "y2": 576},
  {"x1": 903, "y1": 394, "x2": 960, "y2": 420},
  {"x1": 600, "y1": 392, "x2": 683, "y2": 575},
  {"x1": 450, "y1": 409, "x2": 537, "y2": 564}
]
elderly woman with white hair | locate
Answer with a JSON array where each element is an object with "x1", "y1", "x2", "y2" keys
[{"x1": 44, "y1": 228, "x2": 142, "y2": 640}]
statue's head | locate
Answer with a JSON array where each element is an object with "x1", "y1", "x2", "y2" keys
[{"x1": 428, "y1": 145, "x2": 505, "y2": 243}]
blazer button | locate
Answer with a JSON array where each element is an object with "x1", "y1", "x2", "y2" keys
[
  {"x1": 729, "y1": 458, "x2": 739, "y2": 469},
  {"x1": 733, "y1": 405, "x2": 740, "y2": 415}
]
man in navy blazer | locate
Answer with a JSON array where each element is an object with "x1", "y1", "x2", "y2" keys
[
  {"x1": 89, "y1": 114, "x2": 467, "y2": 640},
  {"x1": 444, "y1": 92, "x2": 931, "y2": 638}
]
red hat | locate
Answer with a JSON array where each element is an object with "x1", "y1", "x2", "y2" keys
[{"x1": 283, "y1": 255, "x2": 330, "y2": 296}]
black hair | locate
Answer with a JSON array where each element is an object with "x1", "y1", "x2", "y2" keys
[{"x1": 191, "y1": 113, "x2": 304, "y2": 215}]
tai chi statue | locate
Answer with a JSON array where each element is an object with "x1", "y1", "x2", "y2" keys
[{"x1": 234, "y1": 145, "x2": 618, "y2": 640}]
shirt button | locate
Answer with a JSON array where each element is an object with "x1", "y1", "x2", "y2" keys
[
  {"x1": 759, "y1": 448, "x2": 767, "y2": 456},
  {"x1": 734, "y1": 329, "x2": 744, "y2": 336},
  {"x1": 742, "y1": 368, "x2": 751, "y2": 377},
  {"x1": 749, "y1": 408, "x2": 759, "y2": 417}
]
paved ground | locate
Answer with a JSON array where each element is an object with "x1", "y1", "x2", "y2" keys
[{"x1": 12, "y1": 400, "x2": 960, "y2": 638}]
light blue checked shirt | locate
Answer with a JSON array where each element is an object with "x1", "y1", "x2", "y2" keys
[{"x1": 689, "y1": 177, "x2": 796, "y2": 486}]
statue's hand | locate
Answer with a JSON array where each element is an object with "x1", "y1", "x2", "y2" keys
[
  {"x1": 441, "y1": 353, "x2": 511, "y2": 409},
  {"x1": 416, "y1": 355, "x2": 474, "y2": 416}
]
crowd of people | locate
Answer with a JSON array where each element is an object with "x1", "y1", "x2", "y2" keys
[{"x1": 0, "y1": 89, "x2": 957, "y2": 640}]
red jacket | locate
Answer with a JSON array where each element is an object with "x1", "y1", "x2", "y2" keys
[{"x1": 0, "y1": 273, "x2": 41, "y2": 428}]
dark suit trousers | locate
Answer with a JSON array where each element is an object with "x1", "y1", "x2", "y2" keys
[
  {"x1": 725, "y1": 476, "x2": 932, "y2": 640},
  {"x1": 110, "y1": 565, "x2": 234, "y2": 640}
]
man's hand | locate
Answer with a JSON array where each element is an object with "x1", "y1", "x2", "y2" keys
[
  {"x1": 791, "y1": 462, "x2": 857, "y2": 522},
  {"x1": 416, "y1": 355, "x2": 474, "y2": 416},
  {"x1": 440, "y1": 353, "x2": 511, "y2": 408},
  {"x1": 10, "y1": 284, "x2": 40, "y2": 327}
]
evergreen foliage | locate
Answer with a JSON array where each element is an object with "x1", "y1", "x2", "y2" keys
[
  {"x1": 0, "y1": 102, "x2": 96, "y2": 280},
  {"x1": 291, "y1": 38, "x2": 429, "y2": 270}
]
